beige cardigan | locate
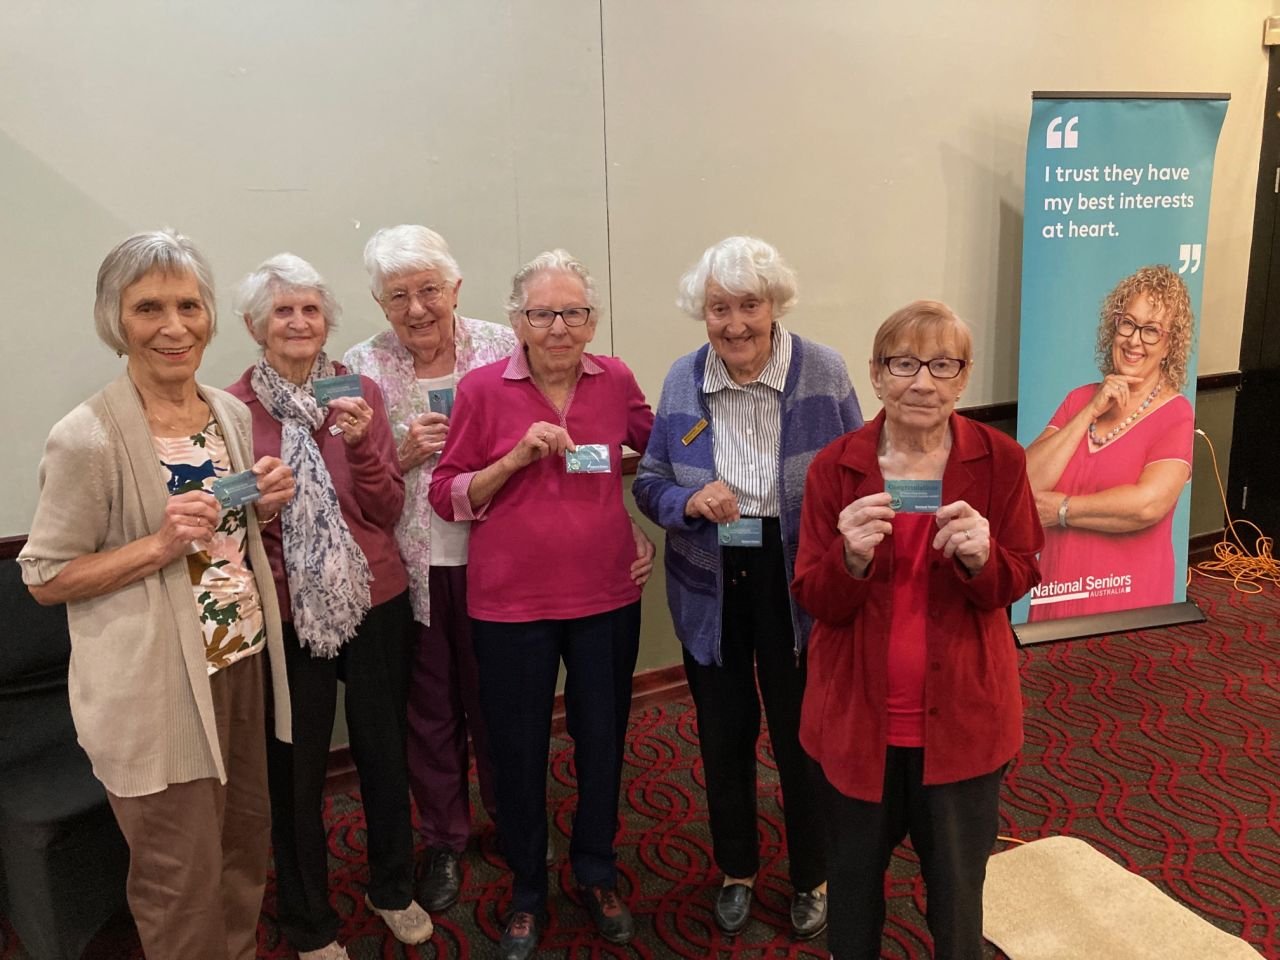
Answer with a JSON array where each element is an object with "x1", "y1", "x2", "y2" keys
[{"x1": 19, "y1": 373, "x2": 291, "y2": 798}]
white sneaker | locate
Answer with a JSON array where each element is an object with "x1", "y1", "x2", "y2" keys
[
  {"x1": 298, "y1": 943, "x2": 350, "y2": 960},
  {"x1": 364, "y1": 893, "x2": 434, "y2": 945}
]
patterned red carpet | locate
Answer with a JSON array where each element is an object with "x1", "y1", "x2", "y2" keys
[{"x1": 3, "y1": 574, "x2": 1277, "y2": 958}]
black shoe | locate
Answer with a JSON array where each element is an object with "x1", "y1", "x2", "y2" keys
[
  {"x1": 416, "y1": 846, "x2": 462, "y2": 912},
  {"x1": 499, "y1": 911, "x2": 541, "y2": 960},
  {"x1": 790, "y1": 888, "x2": 828, "y2": 940},
  {"x1": 580, "y1": 885, "x2": 635, "y2": 944},
  {"x1": 713, "y1": 883, "x2": 753, "y2": 934}
]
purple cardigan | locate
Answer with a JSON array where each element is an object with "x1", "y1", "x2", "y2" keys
[{"x1": 633, "y1": 334, "x2": 862, "y2": 665}]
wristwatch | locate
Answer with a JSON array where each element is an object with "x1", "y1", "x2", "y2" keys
[{"x1": 1057, "y1": 496, "x2": 1071, "y2": 528}]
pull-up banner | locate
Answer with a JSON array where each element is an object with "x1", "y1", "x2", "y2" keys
[{"x1": 1012, "y1": 92, "x2": 1228, "y2": 645}]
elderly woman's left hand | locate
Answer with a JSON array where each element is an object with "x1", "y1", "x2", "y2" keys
[
  {"x1": 252, "y1": 456, "x2": 296, "y2": 519},
  {"x1": 328, "y1": 396, "x2": 375, "y2": 447},
  {"x1": 629, "y1": 519, "x2": 656, "y2": 588},
  {"x1": 934, "y1": 500, "x2": 990, "y2": 575}
]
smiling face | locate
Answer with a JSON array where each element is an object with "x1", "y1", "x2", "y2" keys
[
  {"x1": 256, "y1": 285, "x2": 328, "y2": 373},
  {"x1": 516, "y1": 270, "x2": 596, "y2": 379},
  {"x1": 703, "y1": 279, "x2": 775, "y2": 383},
  {"x1": 1110, "y1": 292, "x2": 1170, "y2": 384},
  {"x1": 377, "y1": 267, "x2": 459, "y2": 360},
  {"x1": 870, "y1": 326, "x2": 970, "y2": 435},
  {"x1": 120, "y1": 269, "x2": 212, "y2": 393}
]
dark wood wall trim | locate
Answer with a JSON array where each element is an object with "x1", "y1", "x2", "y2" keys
[{"x1": 0, "y1": 536, "x2": 25, "y2": 561}]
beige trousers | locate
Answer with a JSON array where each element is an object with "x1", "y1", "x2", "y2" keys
[{"x1": 107, "y1": 652, "x2": 270, "y2": 960}]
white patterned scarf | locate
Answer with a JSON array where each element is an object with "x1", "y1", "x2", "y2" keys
[{"x1": 251, "y1": 353, "x2": 371, "y2": 657}]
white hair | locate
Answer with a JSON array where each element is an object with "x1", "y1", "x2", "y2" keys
[
  {"x1": 95, "y1": 229, "x2": 217, "y2": 354},
  {"x1": 363, "y1": 224, "x2": 461, "y2": 298},
  {"x1": 233, "y1": 253, "x2": 341, "y2": 341},
  {"x1": 676, "y1": 236, "x2": 798, "y2": 320},
  {"x1": 504, "y1": 249, "x2": 600, "y2": 324}
]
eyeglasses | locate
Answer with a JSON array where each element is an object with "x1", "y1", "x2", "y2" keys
[
  {"x1": 1115, "y1": 317, "x2": 1166, "y2": 345},
  {"x1": 880, "y1": 355, "x2": 968, "y2": 379},
  {"x1": 524, "y1": 307, "x2": 592, "y2": 328},
  {"x1": 381, "y1": 284, "x2": 449, "y2": 315}
]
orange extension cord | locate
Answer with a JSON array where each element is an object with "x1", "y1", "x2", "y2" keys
[{"x1": 1189, "y1": 427, "x2": 1280, "y2": 593}]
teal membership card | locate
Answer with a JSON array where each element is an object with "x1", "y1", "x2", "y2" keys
[
  {"x1": 718, "y1": 518, "x2": 763, "y2": 547},
  {"x1": 313, "y1": 374, "x2": 363, "y2": 405},
  {"x1": 885, "y1": 479, "x2": 942, "y2": 514},
  {"x1": 565, "y1": 444, "x2": 611, "y2": 474}
]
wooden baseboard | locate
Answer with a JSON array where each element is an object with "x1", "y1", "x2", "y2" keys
[
  {"x1": 324, "y1": 663, "x2": 689, "y2": 789},
  {"x1": 1188, "y1": 529, "x2": 1227, "y2": 563}
]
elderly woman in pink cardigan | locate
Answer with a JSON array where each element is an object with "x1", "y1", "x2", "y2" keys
[{"x1": 343, "y1": 224, "x2": 515, "y2": 913}]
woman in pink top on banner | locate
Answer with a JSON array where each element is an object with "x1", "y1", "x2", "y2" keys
[
  {"x1": 1024, "y1": 266, "x2": 1195, "y2": 622},
  {"x1": 428, "y1": 250, "x2": 655, "y2": 960}
]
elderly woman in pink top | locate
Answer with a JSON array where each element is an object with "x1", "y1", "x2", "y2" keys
[
  {"x1": 429, "y1": 249, "x2": 654, "y2": 960},
  {"x1": 344, "y1": 225, "x2": 515, "y2": 914}
]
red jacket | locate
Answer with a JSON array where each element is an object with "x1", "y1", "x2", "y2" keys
[{"x1": 792, "y1": 412, "x2": 1042, "y2": 802}]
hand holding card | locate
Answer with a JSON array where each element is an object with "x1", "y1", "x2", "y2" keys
[{"x1": 836, "y1": 491, "x2": 896, "y2": 577}]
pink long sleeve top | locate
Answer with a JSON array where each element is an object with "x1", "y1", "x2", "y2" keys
[
  {"x1": 227, "y1": 365, "x2": 409, "y2": 622},
  {"x1": 428, "y1": 350, "x2": 653, "y2": 623}
]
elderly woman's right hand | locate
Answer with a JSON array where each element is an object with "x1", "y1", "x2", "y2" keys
[
  {"x1": 685, "y1": 480, "x2": 741, "y2": 524},
  {"x1": 154, "y1": 490, "x2": 221, "y2": 564},
  {"x1": 505, "y1": 420, "x2": 574, "y2": 470},
  {"x1": 399, "y1": 412, "x2": 450, "y2": 471},
  {"x1": 838, "y1": 492, "x2": 895, "y2": 577}
]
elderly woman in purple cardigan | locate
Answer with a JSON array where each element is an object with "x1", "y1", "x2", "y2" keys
[{"x1": 633, "y1": 236, "x2": 862, "y2": 941}]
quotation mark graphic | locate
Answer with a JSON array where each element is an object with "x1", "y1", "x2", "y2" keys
[
  {"x1": 1046, "y1": 116, "x2": 1079, "y2": 150},
  {"x1": 1178, "y1": 243, "x2": 1202, "y2": 274}
]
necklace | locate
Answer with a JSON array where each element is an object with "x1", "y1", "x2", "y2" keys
[{"x1": 1088, "y1": 382, "x2": 1161, "y2": 447}]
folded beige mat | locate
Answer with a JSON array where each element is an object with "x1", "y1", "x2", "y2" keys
[{"x1": 982, "y1": 836, "x2": 1262, "y2": 960}]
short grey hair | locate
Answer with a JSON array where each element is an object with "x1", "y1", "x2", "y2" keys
[
  {"x1": 504, "y1": 249, "x2": 600, "y2": 324},
  {"x1": 676, "y1": 236, "x2": 798, "y2": 320},
  {"x1": 233, "y1": 253, "x2": 341, "y2": 342},
  {"x1": 95, "y1": 229, "x2": 217, "y2": 354},
  {"x1": 363, "y1": 224, "x2": 461, "y2": 299}
]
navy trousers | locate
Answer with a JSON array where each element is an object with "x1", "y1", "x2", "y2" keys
[{"x1": 472, "y1": 601, "x2": 641, "y2": 915}]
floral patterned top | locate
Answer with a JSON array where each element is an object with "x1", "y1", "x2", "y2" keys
[
  {"x1": 344, "y1": 315, "x2": 517, "y2": 625},
  {"x1": 152, "y1": 421, "x2": 266, "y2": 674}
]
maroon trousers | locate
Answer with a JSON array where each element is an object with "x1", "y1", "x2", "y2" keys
[{"x1": 406, "y1": 564, "x2": 498, "y2": 850}]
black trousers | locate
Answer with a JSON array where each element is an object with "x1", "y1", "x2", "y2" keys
[
  {"x1": 472, "y1": 602, "x2": 641, "y2": 916},
  {"x1": 266, "y1": 591, "x2": 414, "y2": 952},
  {"x1": 819, "y1": 748, "x2": 1005, "y2": 960},
  {"x1": 683, "y1": 517, "x2": 825, "y2": 891}
]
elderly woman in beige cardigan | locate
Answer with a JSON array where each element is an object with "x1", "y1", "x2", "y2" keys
[{"x1": 18, "y1": 230, "x2": 295, "y2": 960}]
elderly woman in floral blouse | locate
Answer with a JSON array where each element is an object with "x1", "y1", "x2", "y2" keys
[{"x1": 344, "y1": 224, "x2": 516, "y2": 912}]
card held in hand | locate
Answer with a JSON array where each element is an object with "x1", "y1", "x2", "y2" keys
[
  {"x1": 885, "y1": 479, "x2": 942, "y2": 514},
  {"x1": 313, "y1": 374, "x2": 363, "y2": 405},
  {"x1": 564, "y1": 444, "x2": 611, "y2": 474},
  {"x1": 427, "y1": 387, "x2": 455, "y2": 416},
  {"x1": 210, "y1": 470, "x2": 261, "y2": 508},
  {"x1": 718, "y1": 517, "x2": 764, "y2": 547}
]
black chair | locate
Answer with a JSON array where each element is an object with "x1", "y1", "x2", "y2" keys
[{"x1": 0, "y1": 560, "x2": 129, "y2": 960}]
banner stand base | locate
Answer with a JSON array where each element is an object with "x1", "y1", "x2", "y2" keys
[{"x1": 1013, "y1": 601, "x2": 1206, "y2": 647}]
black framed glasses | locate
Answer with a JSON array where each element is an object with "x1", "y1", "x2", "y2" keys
[
  {"x1": 1115, "y1": 317, "x2": 1166, "y2": 345},
  {"x1": 880, "y1": 355, "x2": 968, "y2": 379},
  {"x1": 525, "y1": 307, "x2": 592, "y2": 328}
]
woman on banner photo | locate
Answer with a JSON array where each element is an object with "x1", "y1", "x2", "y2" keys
[{"x1": 1024, "y1": 265, "x2": 1195, "y2": 622}]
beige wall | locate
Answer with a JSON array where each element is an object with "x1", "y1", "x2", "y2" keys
[{"x1": 1, "y1": 2, "x2": 1270, "y2": 536}]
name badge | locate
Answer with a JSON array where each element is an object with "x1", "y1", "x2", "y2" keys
[
  {"x1": 886, "y1": 479, "x2": 942, "y2": 514},
  {"x1": 313, "y1": 374, "x2": 363, "y2": 405},
  {"x1": 565, "y1": 444, "x2": 611, "y2": 474},
  {"x1": 718, "y1": 518, "x2": 763, "y2": 547},
  {"x1": 427, "y1": 387, "x2": 455, "y2": 416},
  {"x1": 210, "y1": 470, "x2": 261, "y2": 508}
]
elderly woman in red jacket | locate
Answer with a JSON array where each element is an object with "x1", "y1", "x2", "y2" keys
[{"x1": 792, "y1": 300, "x2": 1042, "y2": 960}]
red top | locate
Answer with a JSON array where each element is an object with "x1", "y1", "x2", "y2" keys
[
  {"x1": 1029, "y1": 385, "x2": 1193, "y2": 622},
  {"x1": 792, "y1": 412, "x2": 1043, "y2": 802},
  {"x1": 428, "y1": 350, "x2": 653, "y2": 622},
  {"x1": 226, "y1": 365, "x2": 409, "y2": 622},
  {"x1": 886, "y1": 514, "x2": 933, "y2": 747}
]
